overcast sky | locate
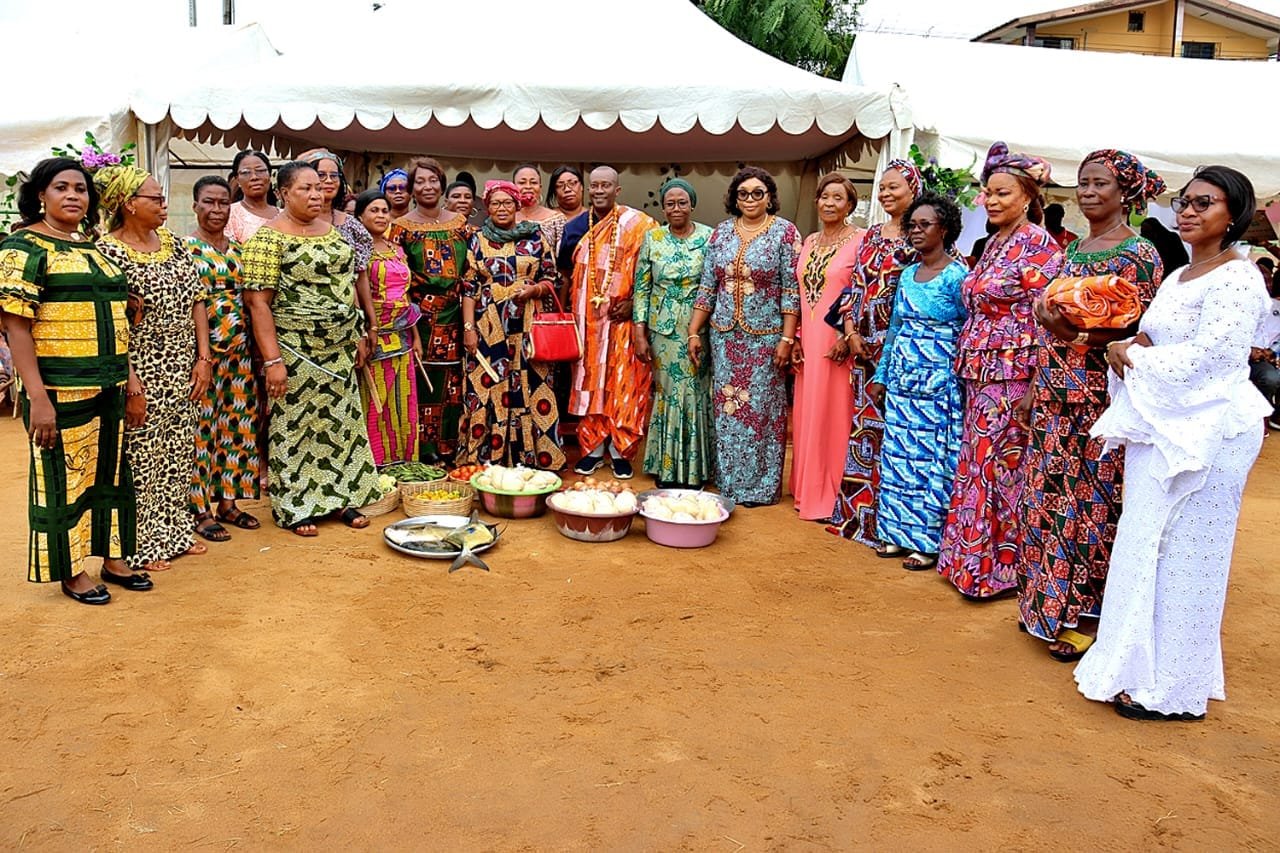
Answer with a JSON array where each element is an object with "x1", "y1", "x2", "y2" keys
[{"x1": 5, "y1": 0, "x2": 1280, "y2": 43}]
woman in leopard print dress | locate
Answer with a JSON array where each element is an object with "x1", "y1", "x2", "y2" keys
[{"x1": 95, "y1": 166, "x2": 212, "y2": 572}]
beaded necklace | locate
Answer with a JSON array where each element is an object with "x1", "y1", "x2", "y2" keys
[{"x1": 586, "y1": 207, "x2": 622, "y2": 311}]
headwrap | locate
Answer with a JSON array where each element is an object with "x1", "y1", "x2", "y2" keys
[
  {"x1": 483, "y1": 180, "x2": 522, "y2": 207},
  {"x1": 298, "y1": 148, "x2": 344, "y2": 171},
  {"x1": 659, "y1": 177, "x2": 697, "y2": 207},
  {"x1": 981, "y1": 141, "x2": 1051, "y2": 187},
  {"x1": 884, "y1": 159, "x2": 923, "y2": 200},
  {"x1": 1080, "y1": 149, "x2": 1166, "y2": 214},
  {"x1": 379, "y1": 168, "x2": 409, "y2": 193},
  {"x1": 94, "y1": 165, "x2": 150, "y2": 228}
]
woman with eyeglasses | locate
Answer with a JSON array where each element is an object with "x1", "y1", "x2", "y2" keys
[
  {"x1": 1075, "y1": 166, "x2": 1271, "y2": 722},
  {"x1": 632, "y1": 178, "x2": 715, "y2": 489},
  {"x1": 0, "y1": 157, "x2": 143, "y2": 604},
  {"x1": 380, "y1": 169, "x2": 412, "y2": 220},
  {"x1": 96, "y1": 165, "x2": 212, "y2": 573},
  {"x1": 1018, "y1": 150, "x2": 1165, "y2": 662},
  {"x1": 226, "y1": 150, "x2": 276, "y2": 243},
  {"x1": 241, "y1": 161, "x2": 382, "y2": 536},
  {"x1": 825, "y1": 159, "x2": 924, "y2": 548},
  {"x1": 185, "y1": 176, "x2": 262, "y2": 542},
  {"x1": 513, "y1": 164, "x2": 567, "y2": 254},
  {"x1": 688, "y1": 166, "x2": 801, "y2": 507},
  {"x1": 937, "y1": 143, "x2": 1063, "y2": 600},
  {"x1": 389, "y1": 156, "x2": 470, "y2": 463},
  {"x1": 547, "y1": 165, "x2": 585, "y2": 223},
  {"x1": 790, "y1": 173, "x2": 863, "y2": 521},
  {"x1": 865, "y1": 193, "x2": 968, "y2": 571},
  {"x1": 456, "y1": 181, "x2": 564, "y2": 468}
]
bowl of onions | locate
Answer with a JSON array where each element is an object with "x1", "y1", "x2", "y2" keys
[
  {"x1": 637, "y1": 490, "x2": 731, "y2": 548},
  {"x1": 546, "y1": 480, "x2": 639, "y2": 542}
]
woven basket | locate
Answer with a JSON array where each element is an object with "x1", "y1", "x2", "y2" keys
[
  {"x1": 401, "y1": 480, "x2": 475, "y2": 517},
  {"x1": 359, "y1": 488, "x2": 402, "y2": 518}
]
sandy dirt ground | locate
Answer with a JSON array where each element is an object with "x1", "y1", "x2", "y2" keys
[{"x1": 0, "y1": 411, "x2": 1276, "y2": 851}]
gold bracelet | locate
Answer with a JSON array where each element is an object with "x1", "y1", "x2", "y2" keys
[{"x1": 780, "y1": 336, "x2": 795, "y2": 344}]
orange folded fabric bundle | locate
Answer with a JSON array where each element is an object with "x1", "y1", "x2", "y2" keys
[{"x1": 1042, "y1": 274, "x2": 1142, "y2": 329}]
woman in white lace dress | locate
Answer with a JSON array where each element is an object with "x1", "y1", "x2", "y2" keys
[{"x1": 1075, "y1": 166, "x2": 1272, "y2": 721}]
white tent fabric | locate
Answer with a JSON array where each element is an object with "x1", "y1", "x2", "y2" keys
[
  {"x1": 132, "y1": 0, "x2": 897, "y2": 164},
  {"x1": 846, "y1": 32, "x2": 1280, "y2": 197},
  {"x1": 0, "y1": 23, "x2": 279, "y2": 180}
]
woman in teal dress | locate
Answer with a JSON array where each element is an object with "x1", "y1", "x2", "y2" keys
[
  {"x1": 633, "y1": 178, "x2": 715, "y2": 488},
  {"x1": 867, "y1": 193, "x2": 968, "y2": 570}
]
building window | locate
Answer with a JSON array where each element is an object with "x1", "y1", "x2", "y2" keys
[
  {"x1": 1128, "y1": 11, "x2": 1145, "y2": 31},
  {"x1": 1182, "y1": 41, "x2": 1217, "y2": 59},
  {"x1": 1033, "y1": 36, "x2": 1075, "y2": 49}
]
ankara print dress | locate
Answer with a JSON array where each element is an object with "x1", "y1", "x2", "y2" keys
[
  {"x1": 241, "y1": 227, "x2": 381, "y2": 527},
  {"x1": 1018, "y1": 236, "x2": 1162, "y2": 639},
  {"x1": 183, "y1": 235, "x2": 260, "y2": 516},
  {"x1": 98, "y1": 228, "x2": 206, "y2": 569}
]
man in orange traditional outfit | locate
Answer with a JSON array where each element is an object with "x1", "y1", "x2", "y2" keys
[{"x1": 567, "y1": 166, "x2": 658, "y2": 478}]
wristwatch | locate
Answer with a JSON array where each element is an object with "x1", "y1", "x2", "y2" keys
[
  {"x1": 1073, "y1": 330, "x2": 1089, "y2": 345},
  {"x1": 463, "y1": 322, "x2": 475, "y2": 331}
]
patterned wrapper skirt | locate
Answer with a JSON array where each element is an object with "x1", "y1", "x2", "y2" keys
[
  {"x1": 643, "y1": 331, "x2": 714, "y2": 485},
  {"x1": 710, "y1": 328, "x2": 787, "y2": 505},
  {"x1": 269, "y1": 329, "x2": 382, "y2": 527},
  {"x1": 456, "y1": 305, "x2": 563, "y2": 469},
  {"x1": 363, "y1": 350, "x2": 419, "y2": 467},
  {"x1": 191, "y1": 346, "x2": 260, "y2": 514},
  {"x1": 24, "y1": 386, "x2": 136, "y2": 582},
  {"x1": 1018, "y1": 398, "x2": 1120, "y2": 638},
  {"x1": 937, "y1": 377, "x2": 1030, "y2": 598},
  {"x1": 825, "y1": 359, "x2": 883, "y2": 544},
  {"x1": 416, "y1": 310, "x2": 462, "y2": 461},
  {"x1": 125, "y1": 393, "x2": 197, "y2": 570}
]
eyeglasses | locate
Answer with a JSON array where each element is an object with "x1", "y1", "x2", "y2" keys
[
  {"x1": 384, "y1": 183, "x2": 408, "y2": 193},
  {"x1": 315, "y1": 171, "x2": 342, "y2": 182},
  {"x1": 906, "y1": 219, "x2": 938, "y2": 232},
  {"x1": 133, "y1": 193, "x2": 167, "y2": 204},
  {"x1": 489, "y1": 199, "x2": 518, "y2": 209},
  {"x1": 736, "y1": 188, "x2": 767, "y2": 201},
  {"x1": 1170, "y1": 194, "x2": 1224, "y2": 214},
  {"x1": 237, "y1": 168, "x2": 269, "y2": 178},
  {"x1": 663, "y1": 199, "x2": 691, "y2": 209}
]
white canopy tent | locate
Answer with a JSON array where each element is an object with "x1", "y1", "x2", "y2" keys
[
  {"x1": 127, "y1": 0, "x2": 904, "y2": 225},
  {"x1": 845, "y1": 31, "x2": 1280, "y2": 197}
]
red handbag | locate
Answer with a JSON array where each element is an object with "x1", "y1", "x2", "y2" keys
[{"x1": 524, "y1": 288, "x2": 582, "y2": 363}]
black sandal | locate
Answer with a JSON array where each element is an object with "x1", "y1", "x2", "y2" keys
[
  {"x1": 288, "y1": 517, "x2": 319, "y2": 537},
  {"x1": 194, "y1": 513, "x2": 231, "y2": 542},
  {"x1": 336, "y1": 508, "x2": 368, "y2": 528},
  {"x1": 1113, "y1": 694, "x2": 1204, "y2": 722},
  {"x1": 216, "y1": 507, "x2": 261, "y2": 530}
]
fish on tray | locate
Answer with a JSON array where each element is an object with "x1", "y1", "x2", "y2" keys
[{"x1": 385, "y1": 513, "x2": 499, "y2": 572}]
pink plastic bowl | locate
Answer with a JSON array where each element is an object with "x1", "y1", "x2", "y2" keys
[{"x1": 639, "y1": 507, "x2": 729, "y2": 548}]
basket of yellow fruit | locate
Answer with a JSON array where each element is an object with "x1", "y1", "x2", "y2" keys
[{"x1": 400, "y1": 480, "x2": 476, "y2": 517}]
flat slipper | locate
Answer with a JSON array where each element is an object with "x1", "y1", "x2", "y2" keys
[
  {"x1": 216, "y1": 508, "x2": 261, "y2": 530},
  {"x1": 1113, "y1": 694, "x2": 1204, "y2": 722},
  {"x1": 184, "y1": 542, "x2": 208, "y2": 556},
  {"x1": 288, "y1": 518, "x2": 319, "y2": 537},
  {"x1": 195, "y1": 515, "x2": 231, "y2": 542},
  {"x1": 336, "y1": 508, "x2": 369, "y2": 528},
  {"x1": 901, "y1": 552, "x2": 937, "y2": 571},
  {"x1": 874, "y1": 543, "x2": 904, "y2": 559},
  {"x1": 1048, "y1": 628, "x2": 1095, "y2": 663}
]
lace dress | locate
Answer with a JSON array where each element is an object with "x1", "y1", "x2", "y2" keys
[{"x1": 1074, "y1": 259, "x2": 1271, "y2": 716}]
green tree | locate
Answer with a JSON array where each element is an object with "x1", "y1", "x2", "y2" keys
[{"x1": 694, "y1": 0, "x2": 863, "y2": 79}]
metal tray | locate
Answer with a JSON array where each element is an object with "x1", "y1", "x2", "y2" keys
[{"x1": 382, "y1": 514, "x2": 502, "y2": 559}]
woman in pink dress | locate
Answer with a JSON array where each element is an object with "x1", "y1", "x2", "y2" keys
[
  {"x1": 791, "y1": 173, "x2": 864, "y2": 520},
  {"x1": 225, "y1": 151, "x2": 276, "y2": 243}
]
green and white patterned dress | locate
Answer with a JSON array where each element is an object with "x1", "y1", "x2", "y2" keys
[
  {"x1": 632, "y1": 223, "x2": 715, "y2": 486},
  {"x1": 241, "y1": 227, "x2": 381, "y2": 527}
]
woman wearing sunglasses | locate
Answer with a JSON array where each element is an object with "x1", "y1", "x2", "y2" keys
[
  {"x1": 96, "y1": 165, "x2": 213, "y2": 574},
  {"x1": 688, "y1": 166, "x2": 801, "y2": 507},
  {"x1": 1075, "y1": 165, "x2": 1272, "y2": 722}
]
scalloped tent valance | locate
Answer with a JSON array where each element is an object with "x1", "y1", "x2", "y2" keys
[{"x1": 130, "y1": 0, "x2": 897, "y2": 163}]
